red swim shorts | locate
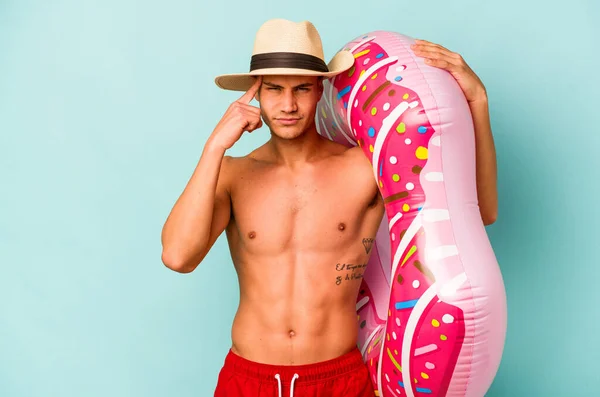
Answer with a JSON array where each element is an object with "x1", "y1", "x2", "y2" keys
[{"x1": 214, "y1": 346, "x2": 376, "y2": 397}]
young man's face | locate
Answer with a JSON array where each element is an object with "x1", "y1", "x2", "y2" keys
[{"x1": 256, "y1": 75, "x2": 324, "y2": 140}]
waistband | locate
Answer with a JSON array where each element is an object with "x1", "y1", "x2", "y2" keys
[{"x1": 223, "y1": 346, "x2": 366, "y2": 383}]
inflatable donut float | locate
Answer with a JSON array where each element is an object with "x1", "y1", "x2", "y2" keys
[{"x1": 315, "y1": 31, "x2": 507, "y2": 397}]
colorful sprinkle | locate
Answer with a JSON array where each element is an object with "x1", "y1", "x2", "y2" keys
[
  {"x1": 353, "y1": 99, "x2": 359, "y2": 108},
  {"x1": 360, "y1": 70, "x2": 366, "y2": 77},
  {"x1": 432, "y1": 319, "x2": 440, "y2": 327},
  {"x1": 379, "y1": 180, "x2": 383, "y2": 187},
  {"x1": 397, "y1": 274, "x2": 404, "y2": 284},
  {"x1": 403, "y1": 93, "x2": 409, "y2": 100},
  {"x1": 392, "y1": 174, "x2": 400, "y2": 182},
  {"x1": 425, "y1": 362, "x2": 435, "y2": 370},
  {"x1": 396, "y1": 123, "x2": 406, "y2": 133},
  {"x1": 348, "y1": 66, "x2": 355, "y2": 77},
  {"x1": 405, "y1": 138, "x2": 412, "y2": 144},
  {"x1": 390, "y1": 156, "x2": 397, "y2": 164},
  {"x1": 392, "y1": 331, "x2": 397, "y2": 340},
  {"x1": 369, "y1": 144, "x2": 374, "y2": 152},
  {"x1": 362, "y1": 85, "x2": 367, "y2": 91},
  {"x1": 395, "y1": 76, "x2": 403, "y2": 81},
  {"x1": 368, "y1": 127, "x2": 376, "y2": 137},
  {"x1": 343, "y1": 101, "x2": 348, "y2": 109},
  {"x1": 416, "y1": 146, "x2": 428, "y2": 160},
  {"x1": 440, "y1": 334, "x2": 448, "y2": 341},
  {"x1": 412, "y1": 280, "x2": 420, "y2": 288},
  {"x1": 371, "y1": 107, "x2": 377, "y2": 116},
  {"x1": 421, "y1": 372, "x2": 430, "y2": 380},
  {"x1": 363, "y1": 58, "x2": 370, "y2": 65},
  {"x1": 396, "y1": 65, "x2": 406, "y2": 71},
  {"x1": 395, "y1": 299, "x2": 418, "y2": 309},
  {"x1": 383, "y1": 102, "x2": 390, "y2": 111},
  {"x1": 359, "y1": 120, "x2": 362, "y2": 126},
  {"x1": 391, "y1": 232, "x2": 395, "y2": 241},
  {"x1": 406, "y1": 182, "x2": 415, "y2": 190},
  {"x1": 418, "y1": 126, "x2": 428, "y2": 134},
  {"x1": 442, "y1": 314, "x2": 455, "y2": 323},
  {"x1": 402, "y1": 203, "x2": 410, "y2": 212},
  {"x1": 355, "y1": 49, "x2": 370, "y2": 58},
  {"x1": 376, "y1": 52, "x2": 384, "y2": 58},
  {"x1": 321, "y1": 107, "x2": 327, "y2": 118},
  {"x1": 337, "y1": 85, "x2": 351, "y2": 100},
  {"x1": 388, "y1": 89, "x2": 396, "y2": 96},
  {"x1": 395, "y1": 317, "x2": 401, "y2": 327},
  {"x1": 371, "y1": 73, "x2": 378, "y2": 79}
]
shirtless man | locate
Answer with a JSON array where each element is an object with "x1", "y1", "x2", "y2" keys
[{"x1": 160, "y1": 19, "x2": 497, "y2": 397}]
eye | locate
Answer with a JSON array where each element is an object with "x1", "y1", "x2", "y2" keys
[{"x1": 297, "y1": 87, "x2": 310, "y2": 92}]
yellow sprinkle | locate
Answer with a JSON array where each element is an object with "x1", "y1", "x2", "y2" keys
[
  {"x1": 368, "y1": 345, "x2": 372, "y2": 354},
  {"x1": 360, "y1": 70, "x2": 366, "y2": 77},
  {"x1": 388, "y1": 309, "x2": 391, "y2": 317},
  {"x1": 414, "y1": 378, "x2": 418, "y2": 384},
  {"x1": 371, "y1": 107, "x2": 377, "y2": 116},
  {"x1": 403, "y1": 93, "x2": 409, "y2": 100},
  {"x1": 421, "y1": 372, "x2": 430, "y2": 380},
  {"x1": 387, "y1": 348, "x2": 402, "y2": 372},
  {"x1": 355, "y1": 49, "x2": 371, "y2": 58},
  {"x1": 375, "y1": 391, "x2": 380, "y2": 397},
  {"x1": 387, "y1": 333, "x2": 390, "y2": 341},
  {"x1": 321, "y1": 107, "x2": 327, "y2": 118},
  {"x1": 402, "y1": 203, "x2": 410, "y2": 212},
  {"x1": 392, "y1": 174, "x2": 400, "y2": 182},
  {"x1": 440, "y1": 334, "x2": 448, "y2": 341},
  {"x1": 369, "y1": 144, "x2": 374, "y2": 152},
  {"x1": 401, "y1": 245, "x2": 417, "y2": 267},
  {"x1": 362, "y1": 85, "x2": 367, "y2": 91},
  {"x1": 396, "y1": 122, "x2": 406, "y2": 134},
  {"x1": 379, "y1": 180, "x2": 383, "y2": 188},
  {"x1": 348, "y1": 66, "x2": 355, "y2": 77},
  {"x1": 432, "y1": 319, "x2": 440, "y2": 327},
  {"x1": 394, "y1": 349, "x2": 398, "y2": 355},
  {"x1": 371, "y1": 73, "x2": 378, "y2": 79},
  {"x1": 415, "y1": 146, "x2": 428, "y2": 160}
]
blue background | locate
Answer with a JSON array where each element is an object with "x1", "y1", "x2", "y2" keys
[{"x1": 1, "y1": 0, "x2": 598, "y2": 396}]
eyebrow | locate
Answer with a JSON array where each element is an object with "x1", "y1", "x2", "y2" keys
[{"x1": 263, "y1": 81, "x2": 314, "y2": 89}]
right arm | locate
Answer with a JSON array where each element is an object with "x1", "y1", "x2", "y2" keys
[
  {"x1": 161, "y1": 76, "x2": 263, "y2": 273},
  {"x1": 160, "y1": 142, "x2": 233, "y2": 273}
]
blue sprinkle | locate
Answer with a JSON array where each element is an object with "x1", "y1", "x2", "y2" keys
[
  {"x1": 332, "y1": 122, "x2": 336, "y2": 128},
  {"x1": 398, "y1": 381, "x2": 405, "y2": 388},
  {"x1": 418, "y1": 206, "x2": 423, "y2": 211},
  {"x1": 395, "y1": 76, "x2": 403, "y2": 82},
  {"x1": 416, "y1": 387, "x2": 433, "y2": 394},
  {"x1": 395, "y1": 299, "x2": 419, "y2": 310},
  {"x1": 418, "y1": 126, "x2": 428, "y2": 134},
  {"x1": 343, "y1": 101, "x2": 348, "y2": 109},
  {"x1": 363, "y1": 35, "x2": 368, "y2": 39},
  {"x1": 379, "y1": 161, "x2": 383, "y2": 176},
  {"x1": 376, "y1": 52, "x2": 384, "y2": 58},
  {"x1": 337, "y1": 85, "x2": 352, "y2": 100},
  {"x1": 368, "y1": 127, "x2": 376, "y2": 137}
]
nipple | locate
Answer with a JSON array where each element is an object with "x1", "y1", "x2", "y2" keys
[
  {"x1": 338, "y1": 223, "x2": 346, "y2": 231},
  {"x1": 248, "y1": 231, "x2": 256, "y2": 239}
]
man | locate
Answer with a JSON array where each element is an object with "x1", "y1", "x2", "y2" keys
[{"x1": 161, "y1": 19, "x2": 497, "y2": 397}]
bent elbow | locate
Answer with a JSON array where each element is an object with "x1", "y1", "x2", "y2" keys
[{"x1": 161, "y1": 250, "x2": 201, "y2": 273}]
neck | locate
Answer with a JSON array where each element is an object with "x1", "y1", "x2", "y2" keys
[{"x1": 266, "y1": 121, "x2": 325, "y2": 167}]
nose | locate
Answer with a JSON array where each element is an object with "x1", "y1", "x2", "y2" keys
[{"x1": 281, "y1": 90, "x2": 298, "y2": 113}]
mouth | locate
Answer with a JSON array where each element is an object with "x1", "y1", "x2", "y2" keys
[{"x1": 275, "y1": 118, "x2": 301, "y2": 126}]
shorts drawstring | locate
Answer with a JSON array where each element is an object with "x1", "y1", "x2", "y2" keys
[{"x1": 274, "y1": 373, "x2": 300, "y2": 397}]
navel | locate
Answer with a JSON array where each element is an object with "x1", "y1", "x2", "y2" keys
[
  {"x1": 248, "y1": 231, "x2": 256, "y2": 239},
  {"x1": 289, "y1": 329, "x2": 296, "y2": 337},
  {"x1": 338, "y1": 222, "x2": 346, "y2": 231}
]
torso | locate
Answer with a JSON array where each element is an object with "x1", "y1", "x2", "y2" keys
[{"x1": 224, "y1": 140, "x2": 385, "y2": 365}]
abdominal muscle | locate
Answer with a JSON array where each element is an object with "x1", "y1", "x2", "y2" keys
[{"x1": 228, "y1": 249, "x2": 369, "y2": 366}]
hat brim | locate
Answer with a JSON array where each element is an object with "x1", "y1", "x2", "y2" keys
[{"x1": 214, "y1": 50, "x2": 355, "y2": 92}]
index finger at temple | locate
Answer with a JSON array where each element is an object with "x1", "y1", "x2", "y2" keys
[{"x1": 239, "y1": 76, "x2": 262, "y2": 104}]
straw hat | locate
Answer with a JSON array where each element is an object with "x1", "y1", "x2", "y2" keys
[{"x1": 214, "y1": 19, "x2": 355, "y2": 91}]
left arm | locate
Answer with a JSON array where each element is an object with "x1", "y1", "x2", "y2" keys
[{"x1": 411, "y1": 39, "x2": 498, "y2": 225}]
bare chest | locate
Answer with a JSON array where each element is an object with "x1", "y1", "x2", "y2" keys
[{"x1": 227, "y1": 161, "x2": 381, "y2": 255}]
